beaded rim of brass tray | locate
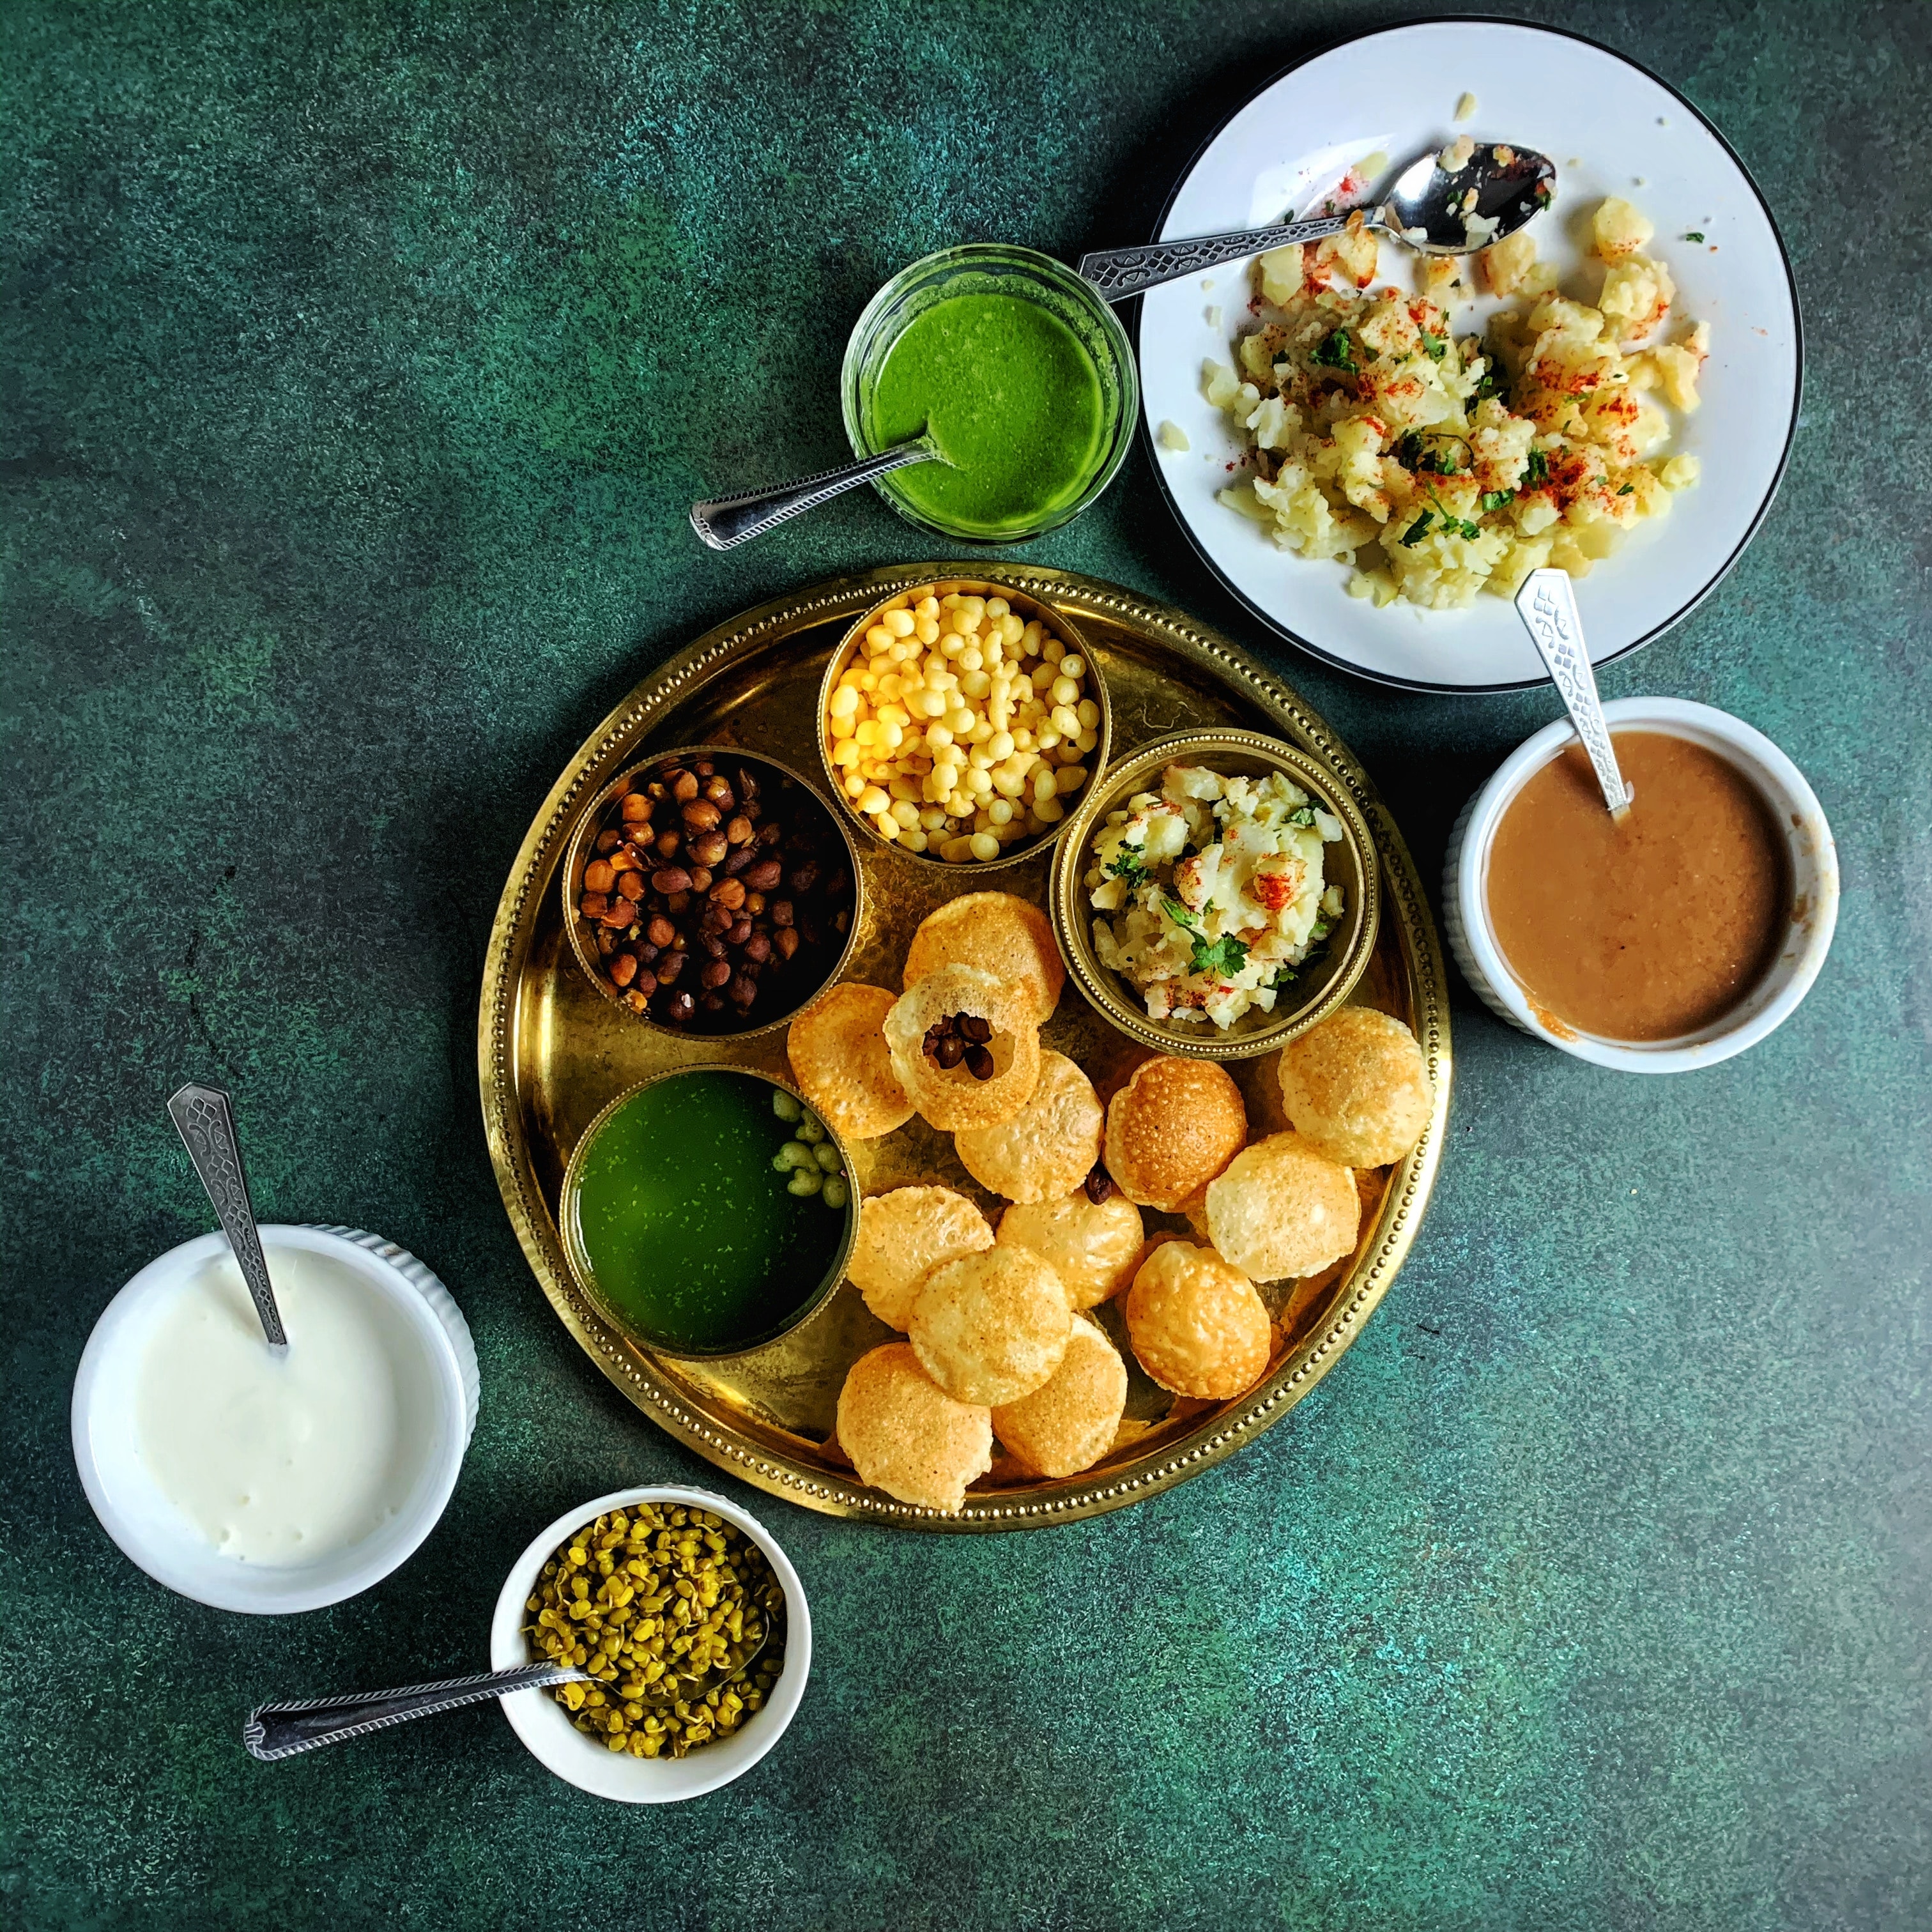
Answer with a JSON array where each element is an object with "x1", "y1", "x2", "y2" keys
[{"x1": 479, "y1": 564, "x2": 1451, "y2": 1531}]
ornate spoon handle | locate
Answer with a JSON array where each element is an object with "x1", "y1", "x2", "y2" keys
[
  {"x1": 1077, "y1": 214, "x2": 1350, "y2": 300},
  {"x1": 166, "y1": 1081, "x2": 287, "y2": 1347},
  {"x1": 1514, "y1": 569, "x2": 1631, "y2": 817},
  {"x1": 690, "y1": 440, "x2": 938, "y2": 551},
  {"x1": 244, "y1": 1663, "x2": 588, "y2": 1761}
]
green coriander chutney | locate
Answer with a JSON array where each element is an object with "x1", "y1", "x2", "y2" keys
[
  {"x1": 569, "y1": 1071, "x2": 849, "y2": 1354},
  {"x1": 872, "y1": 291, "x2": 1107, "y2": 538}
]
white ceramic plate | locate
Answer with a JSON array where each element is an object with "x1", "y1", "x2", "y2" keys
[{"x1": 1137, "y1": 17, "x2": 1801, "y2": 692}]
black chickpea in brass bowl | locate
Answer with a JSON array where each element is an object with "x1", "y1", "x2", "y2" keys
[{"x1": 563, "y1": 746, "x2": 863, "y2": 1039}]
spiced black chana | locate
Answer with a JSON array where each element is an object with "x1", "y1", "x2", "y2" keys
[{"x1": 579, "y1": 754, "x2": 852, "y2": 1032}]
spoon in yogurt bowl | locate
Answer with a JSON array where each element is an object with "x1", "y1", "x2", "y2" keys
[
  {"x1": 1077, "y1": 139, "x2": 1556, "y2": 300},
  {"x1": 165, "y1": 1081, "x2": 288, "y2": 1347}
]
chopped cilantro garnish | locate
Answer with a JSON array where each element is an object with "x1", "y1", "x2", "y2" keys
[
  {"x1": 1684, "y1": 231, "x2": 1705, "y2": 242},
  {"x1": 1473, "y1": 363, "x2": 1509, "y2": 405},
  {"x1": 1423, "y1": 486, "x2": 1482, "y2": 540},
  {"x1": 1161, "y1": 894, "x2": 1249, "y2": 979},
  {"x1": 1418, "y1": 330, "x2": 1448, "y2": 363},
  {"x1": 1105, "y1": 849, "x2": 1149, "y2": 887},
  {"x1": 1523, "y1": 448, "x2": 1550, "y2": 486},
  {"x1": 1287, "y1": 806, "x2": 1317, "y2": 827},
  {"x1": 1310, "y1": 328, "x2": 1358, "y2": 374},
  {"x1": 1480, "y1": 489, "x2": 1514, "y2": 512},
  {"x1": 1190, "y1": 932, "x2": 1250, "y2": 978},
  {"x1": 1397, "y1": 428, "x2": 1472, "y2": 476},
  {"x1": 1400, "y1": 512, "x2": 1433, "y2": 547},
  {"x1": 1616, "y1": 482, "x2": 1635, "y2": 495},
  {"x1": 1270, "y1": 936, "x2": 1330, "y2": 990}
]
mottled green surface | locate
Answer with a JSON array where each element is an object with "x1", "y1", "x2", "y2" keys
[{"x1": 3, "y1": 2, "x2": 1928, "y2": 1927}]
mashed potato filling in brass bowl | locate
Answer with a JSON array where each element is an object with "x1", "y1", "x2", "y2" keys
[{"x1": 1052, "y1": 729, "x2": 1379, "y2": 1060}]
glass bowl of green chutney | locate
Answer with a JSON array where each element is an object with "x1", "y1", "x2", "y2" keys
[
  {"x1": 841, "y1": 243, "x2": 1138, "y2": 544},
  {"x1": 560, "y1": 1066, "x2": 857, "y2": 1360}
]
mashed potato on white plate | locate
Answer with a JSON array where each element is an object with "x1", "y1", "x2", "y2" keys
[{"x1": 1203, "y1": 194, "x2": 1708, "y2": 612}]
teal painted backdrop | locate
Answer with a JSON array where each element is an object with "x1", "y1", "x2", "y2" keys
[{"x1": 3, "y1": 3, "x2": 1928, "y2": 1928}]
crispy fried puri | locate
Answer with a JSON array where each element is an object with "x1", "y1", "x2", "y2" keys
[
  {"x1": 991, "y1": 1314, "x2": 1127, "y2": 1478},
  {"x1": 1276, "y1": 1006, "x2": 1432, "y2": 1169},
  {"x1": 848, "y1": 1186, "x2": 994, "y2": 1331},
  {"x1": 902, "y1": 892, "x2": 1064, "y2": 1025},
  {"x1": 786, "y1": 983, "x2": 914, "y2": 1140},
  {"x1": 954, "y1": 1051, "x2": 1103, "y2": 1202},
  {"x1": 995, "y1": 1192, "x2": 1144, "y2": 1309},
  {"x1": 1124, "y1": 1239, "x2": 1272, "y2": 1400},
  {"x1": 883, "y1": 964, "x2": 1041, "y2": 1133},
  {"x1": 836, "y1": 1343, "x2": 992, "y2": 1514},
  {"x1": 1103, "y1": 1056, "x2": 1248, "y2": 1212},
  {"x1": 908, "y1": 1244, "x2": 1071, "y2": 1406},
  {"x1": 1204, "y1": 1131, "x2": 1359, "y2": 1282}
]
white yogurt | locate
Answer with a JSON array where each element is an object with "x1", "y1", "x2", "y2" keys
[{"x1": 134, "y1": 1246, "x2": 433, "y2": 1565}]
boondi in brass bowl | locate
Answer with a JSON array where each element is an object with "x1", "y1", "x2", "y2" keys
[
  {"x1": 816, "y1": 579, "x2": 1112, "y2": 873},
  {"x1": 1049, "y1": 729, "x2": 1380, "y2": 1060}
]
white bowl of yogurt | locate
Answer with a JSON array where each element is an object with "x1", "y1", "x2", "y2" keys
[{"x1": 72, "y1": 1223, "x2": 478, "y2": 1614}]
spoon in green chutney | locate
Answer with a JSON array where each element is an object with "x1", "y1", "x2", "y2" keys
[
  {"x1": 690, "y1": 434, "x2": 942, "y2": 550},
  {"x1": 1078, "y1": 139, "x2": 1556, "y2": 300}
]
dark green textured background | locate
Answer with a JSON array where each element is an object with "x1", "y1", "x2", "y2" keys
[{"x1": 3, "y1": 1, "x2": 1928, "y2": 1926}]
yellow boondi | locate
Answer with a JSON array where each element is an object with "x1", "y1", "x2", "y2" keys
[{"x1": 1204, "y1": 195, "x2": 1708, "y2": 610}]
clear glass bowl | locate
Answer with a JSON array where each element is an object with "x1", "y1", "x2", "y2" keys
[{"x1": 840, "y1": 243, "x2": 1138, "y2": 544}]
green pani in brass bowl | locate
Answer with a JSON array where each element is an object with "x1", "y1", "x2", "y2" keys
[
  {"x1": 1049, "y1": 729, "x2": 1381, "y2": 1060},
  {"x1": 560, "y1": 1066, "x2": 857, "y2": 1360}
]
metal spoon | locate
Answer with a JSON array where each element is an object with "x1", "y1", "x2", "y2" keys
[
  {"x1": 242, "y1": 1631, "x2": 771, "y2": 1761},
  {"x1": 165, "y1": 1081, "x2": 288, "y2": 1348},
  {"x1": 690, "y1": 436, "x2": 941, "y2": 551},
  {"x1": 1077, "y1": 139, "x2": 1556, "y2": 302},
  {"x1": 1514, "y1": 568, "x2": 1632, "y2": 820}
]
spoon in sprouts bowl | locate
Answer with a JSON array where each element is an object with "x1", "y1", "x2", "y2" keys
[
  {"x1": 1077, "y1": 139, "x2": 1556, "y2": 302},
  {"x1": 242, "y1": 1626, "x2": 772, "y2": 1761}
]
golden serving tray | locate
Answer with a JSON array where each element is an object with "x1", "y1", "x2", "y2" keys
[{"x1": 479, "y1": 564, "x2": 1451, "y2": 1531}]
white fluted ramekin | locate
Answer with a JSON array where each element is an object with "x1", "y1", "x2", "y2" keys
[
  {"x1": 72, "y1": 1223, "x2": 477, "y2": 1613},
  {"x1": 1443, "y1": 698, "x2": 1839, "y2": 1073}
]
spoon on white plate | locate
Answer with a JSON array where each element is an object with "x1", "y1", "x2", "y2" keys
[{"x1": 1077, "y1": 139, "x2": 1556, "y2": 300}]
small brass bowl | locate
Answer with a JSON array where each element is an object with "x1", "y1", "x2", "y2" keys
[
  {"x1": 814, "y1": 578, "x2": 1114, "y2": 874},
  {"x1": 559, "y1": 1064, "x2": 858, "y2": 1360},
  {"x1": 562, "y1": 744, "x2": 864, "y2": 1043},
  {"x1": 1048, "y1": 729, "x2": 1381, "y2": 1061}
]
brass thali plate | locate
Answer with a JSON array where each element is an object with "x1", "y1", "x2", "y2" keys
[{"x1": 479, "y1": 564, "x2": 1451, "y2": 1530}]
